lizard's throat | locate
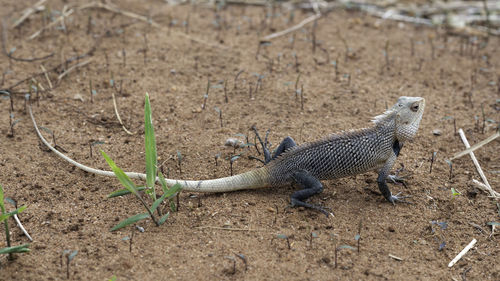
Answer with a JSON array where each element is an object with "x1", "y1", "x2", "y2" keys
[{"x1": 396, "y1": 118, "x2": 421, "y2": 141}]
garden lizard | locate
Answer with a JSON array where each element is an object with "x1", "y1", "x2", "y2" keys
[{"x1": 30, "y1": 96, "x2": 425, "y2": 215}]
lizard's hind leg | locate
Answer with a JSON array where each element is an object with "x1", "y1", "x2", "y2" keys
[
  {"x1": 271, "y1": 136, "x2": 296, "y2": 161},
  {"x1": 252, "y1": 127, "x2": 296, "y2": 164},
  {"x1": 290, "y1": 170, "x2": 330, "y2": 216},
  {"x1": 252, "y1": 127, "x2": 272, "y2": 163}
]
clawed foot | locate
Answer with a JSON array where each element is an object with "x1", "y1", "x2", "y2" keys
[
  {"x1": 388, "y1": 192, "x2": 412, "y2": 205},
  {"x1": 387, "y1": 175, "x2": 407, "y2": 188},
  {"x1": 251, "y1": 126, "x2": 272, "y2": 164},
  {"x1": 288, "y1": 198, "x2": 333, "y2": 217}
]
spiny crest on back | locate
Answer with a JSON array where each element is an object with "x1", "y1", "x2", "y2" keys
[{"x1": 371, "y1": 108, "x2": 397, "y2": 125}]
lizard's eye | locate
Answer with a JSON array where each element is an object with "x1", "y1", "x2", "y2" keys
[{"x1": 410, "y1": 103, "x2": 419, "y2": 112}]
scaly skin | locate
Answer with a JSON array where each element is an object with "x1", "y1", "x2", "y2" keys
[{"x1": 165, "y1": 97, "x2": 425, "y2": 212}]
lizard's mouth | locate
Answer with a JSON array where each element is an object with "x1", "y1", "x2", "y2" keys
[{"x1": 418, "y1": 98, "x2": 425, "y2": 117}]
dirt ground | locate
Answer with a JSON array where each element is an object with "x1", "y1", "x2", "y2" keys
[{"x1": 0, "y1": 0, "x2": 499, "y2": 280}]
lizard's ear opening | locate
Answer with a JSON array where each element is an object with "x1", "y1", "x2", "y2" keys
[{"x1": 410, "y1": 102, "x2": 419, "y2": 112}]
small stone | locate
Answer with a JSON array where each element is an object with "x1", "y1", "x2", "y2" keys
[
  {"x1": 225, "y1": 138, "x2": 243, "y2": 148},
  {"x1": 73, "y1": 94, "x2": 84, "y2": 102},
  {"x1": 432, "y1": 129, "x2": 442, "y2": 136}
]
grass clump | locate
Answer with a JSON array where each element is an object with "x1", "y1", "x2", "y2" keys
[
  {"x1": 102, "y1": 93, "x2": 181, "y2": 232},
  {"x1": 0, "y1": 184, "x2": 30, "y2": 260}
]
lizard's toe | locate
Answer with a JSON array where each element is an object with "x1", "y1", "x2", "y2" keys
[
  {"x1": 290, "y1": 198, "x2": 333, "y2": 217},
  {"x1": 389, "y1": 192, "x2": 413, "y2": 204},
  {"x1": 387, "y1": 175, "x2": 407, "y2": 187}
]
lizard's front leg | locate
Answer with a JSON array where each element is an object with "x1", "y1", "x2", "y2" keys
[
  {"x1": 290, "y1": 170, "x2": 330, "y2": 216},
  {"x1": 385, "y1": 140, "x2": 407, "y2": 186},
  {"x1": 377, "y1": 150, "x2": 410, "y2": 204}
]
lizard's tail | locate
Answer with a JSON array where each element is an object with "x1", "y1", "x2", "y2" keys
[
  {"x1": 30, "y1": 104, "x2": 272, "y2": 193},
  {"x1": 163, "y1": 167, "x2": 271, "y2": 192}
]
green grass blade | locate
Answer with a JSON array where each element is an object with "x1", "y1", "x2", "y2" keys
[
  {"x1": 150, "y1": 183, "x2": 181, "y2": 213},
  {"x1": 6, "y1": 205, "x2": 26, "y2": 217},
  {"x1": 0, "y1": 244, "x2": 30, "y2": 254},
  {"x1": 110, "y1": 213, "x2": 150, "y2": 232},
  {"x1": 169, "y1": 200, "x2": 176, "y2": 212},
  {"x1": 158, "y1": 172, "x2": 168, "y2": 193},
  {"x1": 0, "y1": 214, "x2": 9, "y2": 222},
  {"x1": 101, "y1": 150, "x2": 137, "y2": 195},
  {"x1": 0, "y1": 184, "x2": 5, "y2": 213},
  {"x1": 158, "y1": 212, "x2": 170, "y2": 225},
  {"x1": 0, "y1": 184, "x2": 4, "y2": 206},
  {"x1": 108, "y1": 186, "x2": 147, "y2": 198},
  {"x1": 150, "y1": 194, "x2": 168, "y2": 214},
  {"x1": 164, "y1": 183, "x2": 182, "y2": 197},
  {"x1": 144, "y1": 93, "x2": 157, "y2": 191}
]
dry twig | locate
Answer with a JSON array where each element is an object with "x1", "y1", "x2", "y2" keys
[
  {"x1": 80, "y1": 1, "x2": 160, "y2": 27},
  {"x1": 57, "y1": 59, "x2": 92, "y2": 82},
  {"x1": 260, "y1": 13, "x2": 321, "y2": 43},
  {"x1": 195, "y1": 225, "x2": 268, "y2": 232},
  {"x1": 39, "y1": 65, "x2": 53, "y2": 89},
  {"x1": 450, "y1": 130, "x2": 499, "y2": 160},
  {"x1": 7, "y1": 42, "x2": 97, "y2": 92},
  {"x1": 458, "y1": 128, "x2": 490, "y2": 186},
  {"x1": 448, "y1": 238, "x2": 477, "y2": 267},
  {"x1": 12, "y1": 0, "x2": 47, "y2": 28},
  {"x1": 473, "y1": 179, "x2": 500, "y2": 199},
  {"x1": 80, "y1": 1, "x2": 228, "y2": 49},
  {"x1": 111, "y1": 90, "x2": 134, "y2": 135},
  {"x1": 28, "y1": 7, "x2": 74, "y2": 40},
  {"x1": 456, "y1": 129, "x2": 497, "y2": 199},
  {"x1": 13, "y1": 214, "x2": 32, "y2": 242},
  {"x1": 2, "y1": 20, "x2": 54, "y2": 62}
]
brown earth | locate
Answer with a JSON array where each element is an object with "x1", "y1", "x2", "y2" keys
[{"x1": 0, "y1": 1, "x2": 499, "y2": 280}]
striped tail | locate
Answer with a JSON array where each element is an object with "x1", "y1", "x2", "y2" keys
[{"x1": 163, "y1": 167, "x2": 271, "y2": 192}]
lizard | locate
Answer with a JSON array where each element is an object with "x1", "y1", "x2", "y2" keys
[{"x1": 29, "y1": 96, "x2": 425, "y2": 215}]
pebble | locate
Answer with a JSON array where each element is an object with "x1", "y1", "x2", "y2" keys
[
  {"x1": 73, "y1": 94, "x2": 84, "y2": 102},
  {"x1": 225, "y1": 138, "x2": 243, "y2": 148},
  {"x1": 432, "y1": 129, "x2": 442, "y2": 136}
]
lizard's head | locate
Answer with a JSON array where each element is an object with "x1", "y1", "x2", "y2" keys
[{"x1": 373, "y1": 96, "x2": 425, "y2": 141}]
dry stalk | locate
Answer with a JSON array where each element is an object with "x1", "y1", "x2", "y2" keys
[
  {"x1": 28, "y1": 7, "x2": 74, "y2": 40},
  {"x1": 473, "y1": 179, "x2": 500, "y2": 199},
  {"x1": 13, "y1": 214, "x2": 32, "y2": 242},
  {"x1": 260, "y1": 13, "x2": 321, "y2": 43},
  {"x1": 40, "y1": 65, "x2": 53, "y2": 89},
  {"x1": 195, "y1": 226, "x2": 268, "y2": 232},
  {"x1": 80, "y1": 1, "x2": 227, "y2": 50},
  {"x1": 12, "y1": 0, "x2": 47, "y2": 28},
  {"x1": 456, "y1": 128, "x2": 498, "y2": 199},
  {"x1": 2, "y1": 20, "x2": 54, "y2": 62},
  {"x1": 448, "y1": 238, "x2": 477, "y2": 268},
  {"x1": 57, "y1": 59, "x2": 92, "y2": 81},
  {"x1": 450, "y1": 130, "x2": 499, "y2": 160},
  {"x1": 111, "y1": 90, "x2": 134, "y2": 135}
]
